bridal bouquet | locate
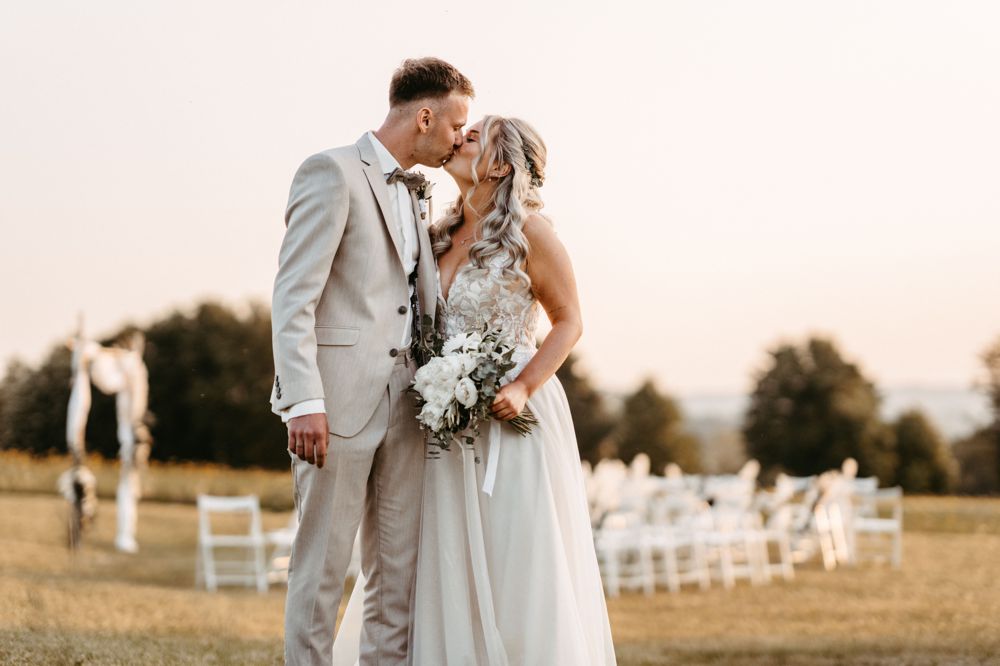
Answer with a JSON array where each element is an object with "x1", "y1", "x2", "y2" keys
[{"x1": 411, "y1": 316, "x2": 537, "y2": 451}]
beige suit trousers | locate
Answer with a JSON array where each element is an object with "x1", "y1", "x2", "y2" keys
[{"x1": 284, "y1": 353, "x2": 424, "y2": 666}]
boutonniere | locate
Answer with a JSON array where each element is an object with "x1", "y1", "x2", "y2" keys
[
  {"x1": 416, "y1": 181, "x2": 433, "y2": 220},
  {"x1": 416, "y1": 180, "x2": 433, "y2": 201}
]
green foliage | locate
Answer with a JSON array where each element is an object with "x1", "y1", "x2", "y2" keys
[
  {"x1": 0, "y1": 350, "x2": 72, "y2": 455},
  {"x1": 891, "y1": 409, "x2": 956, "y2": 493},
  {"x1": 982, "y1": 337, "x2": 1000, "y2": 420},
  {"x1": 948, "y1": 337, "x2": 1000, "y2": 495},
  {"x1": 555, "y1": 352, "x2": 615, "y2": 464},
  {"x1": 952, "y1": 336, "x2": 1000, "y2": 495},
  {"x1": 614, "y1": 379, "x2": 702, "y2": 474},
  {"x1": 142, "y1": 302, "x2": 287, "y2": 467},
  {"x1": 980, "y1": 336, "x2": 1000, "y2": 485},
  {"x1": 743, "y1": 337, "x2": 896, "y2": 481},
  {"x1": 953, "y1": 428, "x2": 999, "y2": 495},
  {"x1": 0, "y1": 301, "x2": 288, "y2": 469}
]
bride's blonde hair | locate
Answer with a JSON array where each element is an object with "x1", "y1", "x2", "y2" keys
[{"x1": 431, "y1": 116, "x2": 548, "y2": 284}]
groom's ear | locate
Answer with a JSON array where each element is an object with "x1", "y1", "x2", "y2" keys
[{"x1": 416, "y1": 106, "x2": 433, "y2": 134}]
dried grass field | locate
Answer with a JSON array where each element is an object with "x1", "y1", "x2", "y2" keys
[{"x1": 1, "y1": 457, "x2": 999, "y2": 665}]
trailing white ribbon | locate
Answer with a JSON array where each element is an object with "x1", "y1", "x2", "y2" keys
[
  {"x1": 461, "y1": 440, "x2": 508, "y2": 663},
  {"x1": 482, "y1": 418, "x2": 502, "y2": 496}
]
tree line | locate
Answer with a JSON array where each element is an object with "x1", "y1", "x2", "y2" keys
[{"x1": 1, "y1": 300, "x2": 998, "y2": 493}]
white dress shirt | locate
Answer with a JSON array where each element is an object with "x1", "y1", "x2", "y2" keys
[{"x1": 281, "y1": 132, "x2": 421, "y2": 423}]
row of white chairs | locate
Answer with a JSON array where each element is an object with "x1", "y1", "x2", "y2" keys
[
  {"x1": 586, "y1": 457, "x2": 903, "y2": 597},
  {"x1": 194, "y1": 458, "x2": 902, "y2": 597}
]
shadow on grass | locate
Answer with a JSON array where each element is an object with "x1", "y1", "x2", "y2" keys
[
  {"x1": 616, "y1": 640, "x2": 998, "y2": 666},
  {"x1": 0, "y1": 628, "x2": 282, "y2": 666}
]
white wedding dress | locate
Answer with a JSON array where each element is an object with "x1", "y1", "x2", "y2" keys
[{"x1": 332, "y1": 253, "x2": 616, "y2": 666}]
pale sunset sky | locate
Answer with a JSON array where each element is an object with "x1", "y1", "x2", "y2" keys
[{"x1": 1, "y1": 0, "x2": 998, "y2": 396}]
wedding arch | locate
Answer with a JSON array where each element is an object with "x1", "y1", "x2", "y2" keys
[{"x1": 60, "y1": 318, "x2": 152, "y2": 552}]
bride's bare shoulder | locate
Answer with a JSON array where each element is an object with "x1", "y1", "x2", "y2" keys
[
  {"x1": 522, "y1": 212, "x2": 557, "y2": 244},
  {"x1": 524, "y1": 212, "x2": 563, "y2": 250}
]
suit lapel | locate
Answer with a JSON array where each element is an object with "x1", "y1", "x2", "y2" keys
[{"x1": 357, "y1": 135, "x2": 406, "y2": 267}]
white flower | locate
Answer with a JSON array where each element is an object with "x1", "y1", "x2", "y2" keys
[
  {"x1": 413, "y1": 358, "x2": 445, "y2": 394},
  {"x1": 454, "y1": 377, "x2": 478, "y2": 408},
  {"x1": 419, "y1": 401, "x2": 446, "y2": 431},
  {"x1": 456, "y1": 352, "x2": 478, "y2": 376},
  {"x1": 443, "y1": 331, "x2": 484, "y2": 355}
]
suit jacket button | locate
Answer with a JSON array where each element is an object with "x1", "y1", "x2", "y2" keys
[
  {"x1": 389, "y1": 348, "x2": 398, "y2": 357},
  {"x1": 398, "y1": 305, "x2": 407, "y2": 314}
]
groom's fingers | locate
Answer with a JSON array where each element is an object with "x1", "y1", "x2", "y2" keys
[
  {"x1": 290, "y1": 431, "x2": 304, "y2": 460},
  {"x1": 303, "y1": 431, "x2": 315, "y2": 465},
  {"x1": 315, "y1": 433, "x2": 328, "y2": 469}
]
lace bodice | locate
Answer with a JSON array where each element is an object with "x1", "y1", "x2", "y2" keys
[{"x1": 438, "y1": 253, "x2": 539, "y2": 366}]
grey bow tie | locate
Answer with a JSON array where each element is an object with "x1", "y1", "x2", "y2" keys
[{"x1": 386, "y1": 168, "x2": 428, "y2": 194}]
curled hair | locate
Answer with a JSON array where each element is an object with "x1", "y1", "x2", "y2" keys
[
  {"x1": 389, "y1": 57, "x2": 475, "y2": 107},
  {"x1": 431, "y1": 116, "x2": 548, "y2": 285}
]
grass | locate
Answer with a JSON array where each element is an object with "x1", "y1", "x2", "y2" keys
[{"x1": 1, "y1": 458, "x2": 1000, "y2": 664}]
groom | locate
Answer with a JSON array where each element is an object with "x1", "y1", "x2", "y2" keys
[{"x1": 270, "y1": 58, "x2": 473, "y2": 665}]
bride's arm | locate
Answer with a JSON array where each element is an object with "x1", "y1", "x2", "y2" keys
[{"x1": 491, "y1": 213, "x2": 582, "y2": 421}]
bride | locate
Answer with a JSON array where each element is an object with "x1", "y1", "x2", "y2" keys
[{"x1": 334, "y1": 116, "x2": 616, "y2": 665}]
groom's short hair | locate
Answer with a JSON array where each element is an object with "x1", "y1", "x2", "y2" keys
[{"x1": 389, "y1": 58, "x2": 475, "y2": 107}]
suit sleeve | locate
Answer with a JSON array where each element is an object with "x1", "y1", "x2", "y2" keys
[{"x1": 270, "y1": 153, "x2": 349, "y2": 413}]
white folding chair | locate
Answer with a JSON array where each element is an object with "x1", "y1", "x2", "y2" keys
[
  {"x1": 852, "y1": 486, "x2": 903, "y2": 568},
  {"x1": 594, "y1": 511, "x2": 654, "y2": 597},
  {"x1": 760, "y1": 504, "x2": 796, "y2": 582},
  {"x1": 777, "y1": 477, "x2": 838, "y2": 571},
  {"x1": 196, "y1": 494, "x2": 268, "y2": 593},
  {"x1": 645, "y1": 513, "x2": 712, "y2": 593},
  {"x1": 701, "y1": 508, "x2": 768, "y2": 589}
]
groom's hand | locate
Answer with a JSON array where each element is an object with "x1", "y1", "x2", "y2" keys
[{"x1": 288, "y1": 413, "x2": 329, "y2": 468}]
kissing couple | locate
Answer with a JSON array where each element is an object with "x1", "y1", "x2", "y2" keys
[{"x1": 271, "y1": 57, "x2": 616, "y2": 666}]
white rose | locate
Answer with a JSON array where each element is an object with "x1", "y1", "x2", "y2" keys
[
  {"x1": 442, "y1": 355, "x2": 465, "y2": 379},
  {"x1": 453, "y1": 377, "x2": 478, "y2": 408},
  {"x1": 413, "y1": 357, "x2": 448, "y2": 394},
  {"x1": 420, "y1": 402, "x2": 446, "y2": 431}
]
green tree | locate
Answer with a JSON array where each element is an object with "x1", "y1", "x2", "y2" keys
[
  {"x1": 555, "y1": 352, "x2": 616, "y2": 464},
  {"x1": 954, "y1": 336, "x2": 1000, "y2": 494},
  {"x1": 614, "y1": 379, "x2": 701, "y2": 473},
  {"x1": 981, "y1": 337, "x2": 1000, "y2": 484},
  {"x1": 953, "y1": 429, "x2": 998, "y2": 494},
  {"x1": 141, "y1": 301, "x2": 286, "y2": 467},
  {"x1": 891, "y1": 409, "x2": 956, "y2": 493},
  {"x1": 0, "y1": 349, "x2": 73, "y2": 455},
  {"x1": 743, "y1": 337, "x2": 896, "y2": 481}
]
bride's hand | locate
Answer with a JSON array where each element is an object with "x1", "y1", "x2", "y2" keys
[{"x1": 492, "y1": 381, "x2": 529, "y2": 421}]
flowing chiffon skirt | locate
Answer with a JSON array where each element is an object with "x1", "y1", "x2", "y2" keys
[{"x1": 332, "y1": 374, "x2": 616, "y2": 665}]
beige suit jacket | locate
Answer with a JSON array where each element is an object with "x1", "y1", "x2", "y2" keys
[{"x1": 270, "y1": 134, "x2": 438, "y2": 437}]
